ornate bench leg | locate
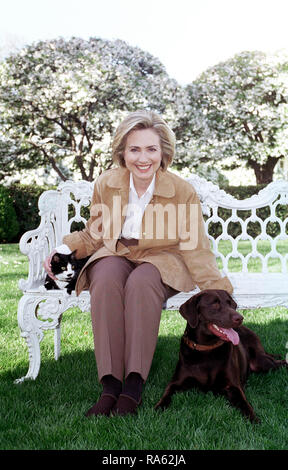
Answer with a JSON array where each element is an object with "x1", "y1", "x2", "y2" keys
[
  {"x1": 14, "y1": 295, "x2": 43, "y2": 383},
  {"x1": 54, "y1": 323, "x2": 61, "y2": 361},
  {"x1": 14, "y1": 293, "x2": 64, "y2": 384},
  {"x1": 14, "y1": 331, "x2": 42, "y2": 384}
]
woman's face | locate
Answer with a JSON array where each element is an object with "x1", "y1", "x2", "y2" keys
[{"x1": 123, "y1": 128, "x2": 162, "y2": 187}]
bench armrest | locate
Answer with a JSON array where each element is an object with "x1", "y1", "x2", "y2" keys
[{"x1": 18, "y1": 189, "x2": 61, "y2": 291}]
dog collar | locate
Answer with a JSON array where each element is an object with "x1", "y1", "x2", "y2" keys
[{"x1": 183, "y1": 332, "x2": 225, "y2": 351}]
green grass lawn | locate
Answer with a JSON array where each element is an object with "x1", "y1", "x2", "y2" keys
[{"x1": 0, "y1": 243, "x2": 288, "y2": 450}]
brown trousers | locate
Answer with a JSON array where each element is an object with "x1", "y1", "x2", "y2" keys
[{"x1": 87, "y1": 253, "x2": 177, "y2": 383}]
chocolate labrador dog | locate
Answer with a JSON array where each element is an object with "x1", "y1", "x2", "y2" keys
[{"x1": 155, "y1": 289, "x2": 287, "y2": 423}]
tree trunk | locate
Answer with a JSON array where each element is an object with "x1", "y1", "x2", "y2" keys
[{"x1": 247, "y1": 156, "x2": 280, "y2": 184}]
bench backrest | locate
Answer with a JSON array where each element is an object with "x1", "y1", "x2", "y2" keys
[{"x1": 38, "y1": 175, "x2": 288, "y2": 275}]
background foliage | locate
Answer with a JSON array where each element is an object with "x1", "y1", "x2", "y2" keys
[
  {"x1": 0, "y1": 37, "x2": 179, "y2": 182},
  {"x1": 0, "y1": 38, "x2": 287, "y2": 185},
  {"x1": 7, "y1": 184, "x2": 50, "y2": 241},
  {"x1": 0, "y1": 185, "x2": 19, "y2": 242},
  {"x1": 174, "y1": 51, "x2": 288, "y2": 183}
]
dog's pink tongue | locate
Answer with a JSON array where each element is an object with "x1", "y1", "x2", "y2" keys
[
  {"x1": 221, "y1": 327, "x2": 239, "y2": 345},
  {"x1": 209, "y1": 323, "x2": 240, "y2": 345}
]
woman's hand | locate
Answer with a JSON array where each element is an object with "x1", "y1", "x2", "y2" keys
[{"x1": 43, "y1": 250, "x2": 58, "y2": 280}]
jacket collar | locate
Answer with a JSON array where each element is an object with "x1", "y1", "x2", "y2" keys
[{"x1": 106, "y1": 167, "x2": 175, "y2": 198}]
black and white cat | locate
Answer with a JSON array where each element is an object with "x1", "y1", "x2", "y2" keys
[{"x1": 44, "y1": 252, "x2": 89, "y2": 295}]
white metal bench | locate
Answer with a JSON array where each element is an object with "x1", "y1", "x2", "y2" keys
[{"x1": 15, "y1": 176, "x2": 288, "y2": 383}]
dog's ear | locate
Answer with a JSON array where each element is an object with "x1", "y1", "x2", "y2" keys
[{"x1": 179, "y1": 293, "x2": 202, "y2": 328}]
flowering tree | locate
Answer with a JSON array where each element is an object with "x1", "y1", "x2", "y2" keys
[
  {"x1": 174, "y1": 51, "x2": 288, "y2": 183},
  {"x1": 0, "y1": 37, "x2": 178, "y2": 182}
]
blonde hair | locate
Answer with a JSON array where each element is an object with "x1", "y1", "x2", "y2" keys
[{"x1": 112, "y1": 110, "x2": 175, "y2": 170}]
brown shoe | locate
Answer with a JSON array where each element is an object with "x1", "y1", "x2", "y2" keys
[
  {"x1": 85, "y1": 393, "x2": 117, "y2": 417},
  {"x1": 112, "y1": 394, "x2": 142, "y2": 416}
]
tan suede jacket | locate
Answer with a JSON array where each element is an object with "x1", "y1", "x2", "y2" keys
[{"x1": 63, "y1": 167, "x2": 233, "y2": 296}]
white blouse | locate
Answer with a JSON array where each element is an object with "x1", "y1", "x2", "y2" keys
[{"x1": 121, "y1": 173, "x2": 155, "y2": 239}]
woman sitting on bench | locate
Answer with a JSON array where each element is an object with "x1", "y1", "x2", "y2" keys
[{"x1": 44, "y1": 110, "x2": 232, "y2": 417}]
